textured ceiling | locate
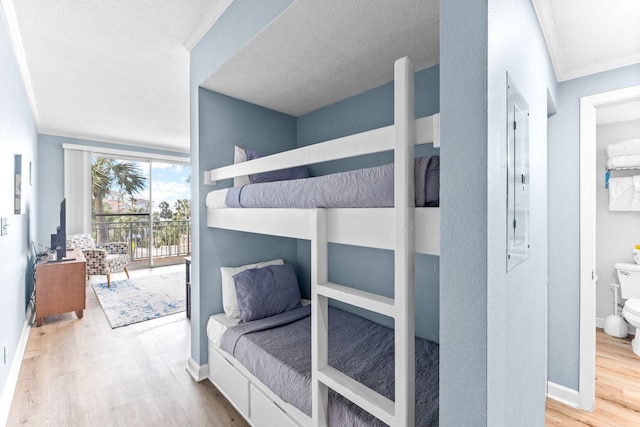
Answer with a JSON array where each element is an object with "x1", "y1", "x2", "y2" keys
[
  {"x1": 7, "y1": 0, "x2": 231, "y2": 152},
  {"x1": 5, "y1": 0, "x2": 639, "y2": 152},
  {"x1": 533, "y1": 0, "x2": 640, "y2": 81},
  {"x1": 201, "y1": 0, "x2": 439, "y2": 117}
]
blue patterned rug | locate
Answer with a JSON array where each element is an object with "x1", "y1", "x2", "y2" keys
[{"x1": 92, "y1": 271, "x2": 186, "y2": 328}]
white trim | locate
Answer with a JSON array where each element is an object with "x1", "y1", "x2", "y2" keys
[
  {"x1": 0, "y1": 0, "x2": 40, "y2": 128},
  {"x1": 186, "y1": 357, "x2": 209, "y2": 382},
  {"x1": 547, "y1": 381, "x2": 580, "y2": 409},
  {"x1": 578, "y1": 84, "x2": 640, "y2": 412},
  {"x1": 42, "y1": 128, "x2": 189, "y2": 155},
  {"x1": 579, "y1": 96, "x2": 597, "y2": 412},
  {"x1": 207, "y1": 207, "x2": 440, "y2": 256},
  {"x1": 530, "y1": 0, "x2": 565, "y2": 82},
  {"x1": 0, "y1": 301, "x2": 34, "y2": 427},
  {"x1": 184, "y1": 0, "x2": 234, "y2": 51},
  {"x1": 203, "y1": 114, "x2": 438, "y2": 185},
  {"x1": 62, "y1": 143, "x2": 189, "y2": 164}
]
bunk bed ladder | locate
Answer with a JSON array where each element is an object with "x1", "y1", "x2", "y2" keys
[{"x1": 311, "y1": 56, "x2": 416, "y2": 427}]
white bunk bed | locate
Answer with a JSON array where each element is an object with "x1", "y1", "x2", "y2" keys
[{"x1": 204, "y1": 57, "x2": 440, "y2": 427}]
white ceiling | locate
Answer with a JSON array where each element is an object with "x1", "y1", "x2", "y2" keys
[
  {"x1": 4, "y1": 0, "x2": 232, "y2": 153},
  {"x1": 597, "y1": 100, "x2": 640, "y2": 126},
  {"x1": 532, "y1": 0, "x2": 640, "y2": 82},
  {"x1": 201, "y1": 0, "x2": 439, "y2": 117},
  {"x1": 4, "y1": 0, "x2": 640, "y2": 152}
]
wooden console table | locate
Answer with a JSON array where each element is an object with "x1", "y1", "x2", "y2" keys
[{"x1": 35, "y1": 248, "x2": 86, "y2": 327}]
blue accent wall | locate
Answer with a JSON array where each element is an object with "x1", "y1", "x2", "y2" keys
[
  {"x1": 189, "y1": 0, "x2": 295, "y2": 366},
  {"x1": 440, "y1": 2, "x2": 489, "y2": 424},
  {"x1": 548, "y1": 63, "x2": 640, "y2": 390},
  {"x1": 0, "y1": 4, "x2": 38, "y2": 419},
  {"x1": 295, "y1": 65, "x2": 441, "y2": 342},
  {"x1": 195, "y1": 89, "x2": 298, "y2": 364}
]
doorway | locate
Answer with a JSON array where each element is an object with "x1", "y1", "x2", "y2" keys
[{"x1": 578, "y1": 85, "x2": 640, "y2": 410}]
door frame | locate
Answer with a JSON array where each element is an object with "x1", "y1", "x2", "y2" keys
[{"x1": 579, "y1": 85, "x2": 640, "y2": 410}]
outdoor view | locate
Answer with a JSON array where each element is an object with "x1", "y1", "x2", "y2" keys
[{"x1": 91, "y1": 156, "x2": 191, "y2": 268}]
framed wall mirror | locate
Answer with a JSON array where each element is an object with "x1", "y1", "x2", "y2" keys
[
  {"x1": 14, "y1": 154, "x2": 22, "y2": 215},
  {"x1": 506, "y1": 73, "x2": 530, "y2": 271}
]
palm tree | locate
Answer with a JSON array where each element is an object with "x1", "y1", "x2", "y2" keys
[{"x1": 92, "y1": 157, "x2": 147, "y2": 243}]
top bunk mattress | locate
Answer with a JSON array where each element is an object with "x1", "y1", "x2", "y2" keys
[{"x1": 206, "y1": 155, "x2": 439, "y2": 209}]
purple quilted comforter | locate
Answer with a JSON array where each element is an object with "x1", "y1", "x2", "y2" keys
[
  {"x1": 224, "y1": 155, "x2": 439, "y2": 209},
  {"x1": 220, "y1": 305, "x2": 439, "y2": 426}
]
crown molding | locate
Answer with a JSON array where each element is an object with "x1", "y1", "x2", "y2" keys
[
  {"x1": 0, "y1": 0, "x2": 41, "y2": 127},
  {"x1": 531, "y1": 0, "x2": 564, "y2": 81},
  {"x1": 184, "y1": 0, "x2": 234, "y2": 51}
]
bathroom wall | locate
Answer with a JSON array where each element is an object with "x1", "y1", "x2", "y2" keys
[{"x1": 595, "y1": 119, "x2": 640, "y2": 322}]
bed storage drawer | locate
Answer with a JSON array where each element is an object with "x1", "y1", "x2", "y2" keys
[
  {"x1": 250, "y1": 384, "x2": 299, "y2": 427},
  {"x1": 209, "y1": 347, "x2": 250, "y2": 416}
]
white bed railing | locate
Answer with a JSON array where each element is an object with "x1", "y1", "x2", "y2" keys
[
  {"x1": 205, "y1": 57, "x2": 434, "y2": 426},
  {"x1": 203, "y1": 114, "x2": 439, "y2": 186}
]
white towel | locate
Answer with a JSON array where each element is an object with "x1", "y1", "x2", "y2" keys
[
  {"x1": 607, "y1": 155, "x2": 640, "y2": 170},
  {"x1": 633, "y1": 176, "x2": 640, "y2": 211},
  {"x1": 609, "y1": 176, "x2": 634, "y2": 211},
  {"x1": 607, "y1": 139, "x2": 640, "y2": 157}
]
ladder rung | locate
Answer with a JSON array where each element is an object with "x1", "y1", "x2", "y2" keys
[
  {"x1": 316, "y1": 282, "x2": 395, "y2": 317},
  {"x1": 317, "y1": 366, "x2": 395, "y2": 425}
]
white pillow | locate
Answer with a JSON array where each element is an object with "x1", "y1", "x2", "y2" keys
[
  {"x1": 220, "y1": 259, "x2": 284, "y2": 318},
  {"x1": 233, "y1": 145, "x2": 251, "y2": 187}
]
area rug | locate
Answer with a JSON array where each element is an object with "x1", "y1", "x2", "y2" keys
[{"x1": 92, "y1": 271, "x2": 186, "y2": 328}]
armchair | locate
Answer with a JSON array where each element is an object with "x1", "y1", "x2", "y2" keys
[{"x1": 67, "y1": 233, "x2": 130, "y2": 287}]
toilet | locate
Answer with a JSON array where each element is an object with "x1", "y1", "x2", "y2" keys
[{"x1": 616, "y1": 262, "x2": 640, "y2": 356}]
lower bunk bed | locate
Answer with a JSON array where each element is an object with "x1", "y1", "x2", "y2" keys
[{"x1": 207, "y1": 305, "x2": 439, "y2": 427}]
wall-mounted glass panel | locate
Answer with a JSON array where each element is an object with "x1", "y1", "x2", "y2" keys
[{"x1": 506, "y1": 73, "x2": 529, "y2": 271}]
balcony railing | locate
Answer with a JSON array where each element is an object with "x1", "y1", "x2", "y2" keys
[{"x1": 92, "y1": 213, "x2": 191, "y2": 266}]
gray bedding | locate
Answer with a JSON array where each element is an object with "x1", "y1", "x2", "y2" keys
[
  {"x1": 224, "y1": 155, "x2": 439, "y2": 209},
  {"x1": 219, "y1": 305, "x2": 439, "y2": 426}
]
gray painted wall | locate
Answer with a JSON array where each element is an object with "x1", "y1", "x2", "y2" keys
[
  {"x1": 595, "y1": 119, "x2": 640, "y2": 321},
  {"x1": 441, "y1": 0, "x2": 555, "y2": 424},
  {"x1": 548, "y1": 63, "x2": 640, "y2": 390},
  {"x1": 486, "y1": 1, "x2": 555, "y2": 424},
  {"x1": 0, "y1": 3, "x2": 38, "y2": 417}
]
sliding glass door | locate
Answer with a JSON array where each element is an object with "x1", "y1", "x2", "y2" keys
[{"x1": 91, "y1": 155, "x2": 190, "y2": 268}]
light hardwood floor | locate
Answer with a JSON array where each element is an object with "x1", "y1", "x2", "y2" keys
[
  {"x1": 7, "y1": 266, "x2": 248, "y2": 427},
  {"x1": 546, "y1": 329, "x2": 640, "y2": 425}
]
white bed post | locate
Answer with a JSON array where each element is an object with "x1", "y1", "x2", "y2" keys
[
  {"x1": 311, "y1": 208, "x2": 329, "y2": 426},
  {"x1": 394, "y1": 56, "x2": 416, "y2": 426}
]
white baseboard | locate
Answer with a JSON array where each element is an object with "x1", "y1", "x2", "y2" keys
[
  {"x1": 186, "y1": 357, "x2": 209, "y2": 382},
  {"x1": 547, "y1": 381, "x2": 580, "y2": 408},
  {"x1": 0, "y1": 301, "x2": 34, "y2": 427}
]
